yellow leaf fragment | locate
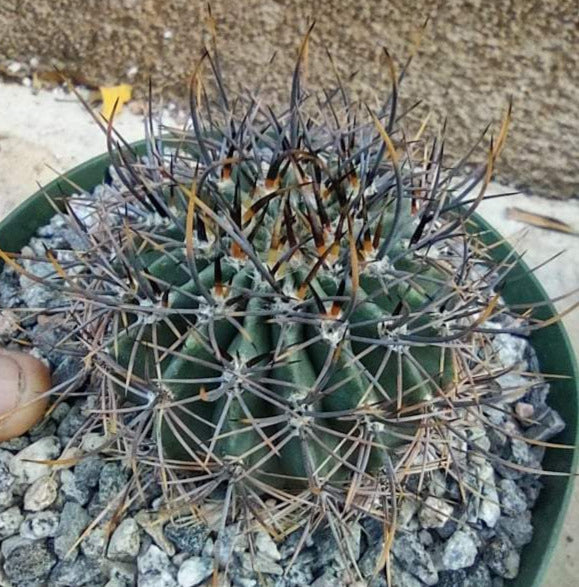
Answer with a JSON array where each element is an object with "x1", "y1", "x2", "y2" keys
[{"x1": 100, "y1": 84, "x2": 133, "y2": 121}]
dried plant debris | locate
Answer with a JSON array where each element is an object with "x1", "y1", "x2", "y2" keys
[
  {"x1": 506, "y1": 207, "x2": 579, "y2": 236},
  {"x1": 0, "y1": 29, "x2": 571, "y2": 587}
]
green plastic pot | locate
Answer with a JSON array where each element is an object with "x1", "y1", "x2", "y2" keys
[{"x1": 0, "y1": 147, "x2": 577, "y2": 586}]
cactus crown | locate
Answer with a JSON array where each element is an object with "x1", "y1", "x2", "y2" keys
[{"x1": 3, "y1": 29, "x2": 522, "y2": 572}]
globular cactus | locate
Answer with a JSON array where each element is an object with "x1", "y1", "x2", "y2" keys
[
  {"x1": 3, "y1": 27, "x2": 518, "y2": 573},
  {"x1": 92, "y1": 28, "x2": 509, "y2": 530}
]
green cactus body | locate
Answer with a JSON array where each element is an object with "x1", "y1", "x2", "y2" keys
[
  {"x1": 108, "y1": 151, "x2": 456, "y2": 492},
  {"x1": 68, "y1": 29, "x2": 514, "y2": 507}
]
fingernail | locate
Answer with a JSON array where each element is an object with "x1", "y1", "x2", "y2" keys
[{"x1": 0, "y1": 355, "x2": 22, "y2": 413}]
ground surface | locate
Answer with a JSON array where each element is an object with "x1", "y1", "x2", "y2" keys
[
  {"x1": 0, "y1": 81, "x2": 578, "y2": 586},
  {"x1": 1, "y1": 0, "x2": 578, "y2": 199}
]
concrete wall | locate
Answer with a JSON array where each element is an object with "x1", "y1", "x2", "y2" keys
[{"x1": 1, "y1": 0, "x2": 577, "y2": 198}]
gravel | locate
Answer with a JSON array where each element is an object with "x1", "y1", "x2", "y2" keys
[
  {"x1": 3, "y1": 540, "x2": 57, "y2": 583},
  {"x1": 20, "y1": 510, "x2": 60, "y2": 539},
  {"x1": 23, "y1": 475, "x2": 58, "y2": 511},
  {"x1": 9, "y1": 436, "x2": 61, "y2": 484},
  {"x1": 391, "y1": 533, "x2": 439, "y2": 585},
  {"x1": 165, "y1": 521, "x2": 210, "y2": 557},
  {"x1": 418, "y1": 497, "x2": 454, "y2": 529},
  {"x1": 54, "y1": 501, "x2": 90, "y2": 561},
  {"x1": 483, "y1": 534, "x2": 521, "y2": 579},
  {"x1": 138, "y1": 544, "x2": 178, "y2": 587},
  {"x1": 49, "y1": 555, "x2": 106, "y2": 586},
  {"x1": 441, "y1": 530, "x2": 478, "y2": 570},
  {"x1": 107, "y1": 518, "x2": 141, "y2": 561},
  {"x1": 177, "y1": 556, "x2": 213, "y2": 586},
  {"x1": 0, "y1": 506, "x2": 23, "y2": 539}
]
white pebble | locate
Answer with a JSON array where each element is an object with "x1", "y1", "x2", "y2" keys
[
  {"x1": 418, "y1": 496, "x2": 454, "y2": 529},
  {"x1": 10, "y1": 437, "x2": 61, "y2": 484},
  {"x1": 108, "y1": 518, "x2": 141, "y2": 560},
  {"x1": 0, "y1": 506, "x2": 23, "y2": 538},
  {"x1": 7, "y1": 62, "x2": 22, "y2": 74},
  {"x1": 23, "y1": 475, "x2": 58, "y2": 511},
  {"x1": 442, "y1": 530, "x2": 478, "y2": 570},
  {"x1": 178, "y1": 557, "x2": 213, "y2": 587},
  {"x1": 20, "y1": 511, "x2": 60, "y2": 539},
  {"x1": 81, "y1": 433, "x2": 107, "y2": 453},
  {"x1": 255, "y1": 530, "x2": 281, "y2": 561},
  {"x1": 138, "y1": 545, "x2": 177, "y2": 587}
]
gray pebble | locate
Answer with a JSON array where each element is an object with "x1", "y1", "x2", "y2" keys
[
  {"x1": 138, "y1": 544, "x2": 178, "y2": 587},
  {"x1": 497, "y1": 511, "x2": 534, "y2": 547},
  {"x1": 80, "y1": 525, "x2": 108, "y2": 558},
  {"x1": 3, "y1": 541, "x2": 57, "y2": 583},
  {"x1": 441, "y1": 530, "x2": 478, "y2": 570},
  {"x1": 0, "y1": 505, "x2": 23, "y2": 538},
  {"x1": 483, "y1": 534, "x2": 520, "y2": 579},
  {"x1": 75, "y1": 455, "x2": 103, "y2": 490},
  {"x1": 61, "y1": 469, "x2": 91, "y2": 505},
  {"x1": 0, "y1": 436, "x2": 30, "y2": 452},
  {"x1": 50, "y1": 402, "x2": 71, "y2": 424},
  {"x1": 49, "y1": 555, "x2": 105, "y2": 586},
  {"x1": 436, "y1": 519, "x2": 458, "y2": 540},
  {"x1": 0, "y1": 489, "x2": 14, "y2": 508},
  {"x1": 178, "y1": 556, "x2": 214, "y2": 586},
  {"x1": 0, "y1": 459, "x2": 15, "y2": 493},
  {"x1": 282, "y1": 561, "x2": 315, "y2": 586},
  {"x1": 98, "y1": 462, "x2": 129, "y2": 503},
  {"x1": 278, "y1": 530, "x2": 314, "y2": 561},
  {"x1": 418, "y1": 529, "x2": 434, "y2": 547},
  {"x1": 463, "y1": 562, "x2": 493, "y2": 586},
  {"x1": 52, "y1": 357, "x2": 86, "y2": 391},
  {"x1": 165, "y1": 521, "x2": 210, "y2": 556},
  {"x1": 391, "y1": 533, "x2": 438, "y2": 585},
  {"x1": 57, "y1": 404, "x2": 87, "y2": 441},
  {"x1": 20, "y1": 510, "x2": 60, "y2": 539},
  {"x1": 2, "y1": 535, "x2": 34, "y2": 558},
  {"x1": 520, "y1": 477, "x2": 543, "y2": 508},
  {"x1": 107, "y1": 560, "x2": 138, "y2": 585},
  {"x1": 28, "y1": 418, "x2": 57, "y2": 441},
  {"x1": 54, "y1": 501, "x2": 90, "y2": 560},
  {"x1": 498, "y1": 478, "x2": 528, "y2": 516},
  {"x1": 322, "y1": 522, "x2": 361, "y2": 566},
  {"x1": 108, "y1": 518, "x2": 141, "y2": 561}
]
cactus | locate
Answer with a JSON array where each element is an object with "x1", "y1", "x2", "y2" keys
[
  {"x1": 88, "y1": 27, "x2": 510, "y2": 529},
  {"x1": 2, "y1": 27, "x2": 527, "y2": 578}
]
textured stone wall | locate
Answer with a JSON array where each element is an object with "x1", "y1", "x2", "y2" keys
[{"x1": 1, "y1": 0, "x2": 577, "y2": 198}]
